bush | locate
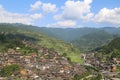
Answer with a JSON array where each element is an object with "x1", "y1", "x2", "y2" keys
[{"x1": 0, "y1": 64, "x2": 20, "y2": 77}]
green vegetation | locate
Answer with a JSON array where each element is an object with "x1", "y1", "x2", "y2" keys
[
  {"x1": 1, "y1": 23, "x2": 120, "y2": 53},
  {"x1": 89, "y1": 73, "x2": 102, "y2": 80},
  {"x1": 85, "y1": 66, "x2": 100, "y2": 72},
  {"x1": 37, "y1": 27, "x2": 120, "y2": 52},
  {"x1": 95, "y1": 37, "x2": 120, "y2": 61},
  {"x1": 0, "y1": 23, "x2": 82, "y2": 63},
  {"x1": 73, "y1": 72, "x2": 91, "y2": 80},
  {"x1": 38, "y1": 27, "x2": 99, "y2": 42},
  {"x1": 73, "y1": 65, "x2": 100, "y2": 80},
  {"x1": 0, "y1": 64, "x2": 20, "y2": 77},
  {"x1": 117, "y1": 67, "x2": 120, "y2": 73},
  {"x1": 35, "y1": 27, "x2": 120, "y2": 42},
  {"x1": 73, "y1": 73, "x2": 102, "y2": 80},
  {"x1": 0, "y1": 33, "x2": 38, "y2": 55},
  {"x1": 33, "y1": 27, "x2": 120, "y2": 52},
  {"x1": 72, "y1": 30, "x2": 115, "y2": 52}
]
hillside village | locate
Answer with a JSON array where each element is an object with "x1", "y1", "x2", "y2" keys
[
  {"x1": 0, "y1": 40, "x2": 87, "y2": 80},
  {"x1": 0, "y1": 32, "x2": 120, "y2": 80},
  {"x1": 0, "y1": 25, "x2": 120, "y2": 80},
  {"x1": 82, "y1": 53, "x2": 120, "y2": 80},
  {"x1": 0, "y1": 0, "x2": 120, "y2": 79}
]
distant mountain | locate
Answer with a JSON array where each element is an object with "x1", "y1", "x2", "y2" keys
[
  {"x1": 1, "y1": 23, "x2": 120, "y2": 52},
  {"x1": 38, "y1": 27, "x2": 100, "y2": 42},
  {"x1": 36, "y1": 27, "x2": 120, "y2": 42},
  {"x1": 101, "y1": 27, "x2": 120, "y2": 35},
  {"x1": 71, "y1": 30, "x2": 116, "y2": 52},
  {"x1": 37, "y1": 27, "x2": 120, "y2": 51}
]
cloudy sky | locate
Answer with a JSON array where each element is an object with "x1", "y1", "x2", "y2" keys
[{"x1": 0, "y1": 0, "x2": 120, "y2": 28}]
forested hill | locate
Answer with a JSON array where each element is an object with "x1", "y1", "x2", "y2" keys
[
  {"x1": 32, "y1": 27, "x2": 120, "y2": 42},
  {"x1": 0, "y1": 23, "x2": 82, "y2": 63},
  {"x1": 94, "y1": 37, "x2": 120, "y2": 62},
  {"x1": 71, "y1": 30, "x2": 116, "y2": 51},
  {"x1": 37, "y1": 27, "x2": 100, "y2": 42},
  {"x1": 27, "y1": 26, "x2": 120, "y2": 52},
  {"x1": 1, "y1": 23, "x2": 120, "y2": 52}
]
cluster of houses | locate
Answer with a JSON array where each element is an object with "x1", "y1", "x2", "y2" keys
[
  {"x1": 0, "y1": 42, "x2": 87, "y2": 80},
  {"x1": 81, "y1": 53, "x2": 120, "y2": 79}
]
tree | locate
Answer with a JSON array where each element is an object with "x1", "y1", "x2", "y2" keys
[
  {"x1": 96, "y1": 73, "x2": 102, "y2": 80},
  {"x1": 111, "y1": 49, "x2": 120, "y2": 60},
  {"x1": 91, "y1": 73, "x2": 102, "y2": 80},
  {"x1": 73, "y1": 74, "x2": 80, "y2": 80},
  {"x1": 0, "y1": 33, "x2": 6, "y2": 42},
  {"x1": 0, "y1": 64, "x2": 20, "y2": 77}
]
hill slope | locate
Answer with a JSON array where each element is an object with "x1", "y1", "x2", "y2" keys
[
  {"x1": 95, "y1": 37, "x2": 120, "y2": 62},
  {"x1": 71, "y1": 30, "x2": 115, "y2": 52},
  {"x1": 33, "y1": 27, "x2": 120, "y2": 52},
  {"x1": 38, "y1": 27, "x2": 100, "y2": 42},
  {"x1": 0, "y1": 23, "x2": 82, "y2": 63},
  {"x1": 1, "y1": 23, "x2": 120, "y2": 53},
  {"x1": 0, "y1": 32, "x2": 87, "y2": 80},
  {"x1": 35, "y1": 27, "x2": 120, "y2": 42}
]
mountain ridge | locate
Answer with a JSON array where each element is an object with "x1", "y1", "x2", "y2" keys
[{"x1": 1, "y1": 23, "x2": 120, "y2": 52}]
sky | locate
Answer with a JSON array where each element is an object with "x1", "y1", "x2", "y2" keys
[{"x1": 0, "y1": 0, "x2": 120, "y2": 28}]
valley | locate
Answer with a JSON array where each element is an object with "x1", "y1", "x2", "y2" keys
[
  {"x1": 0, "y1": 0, "x2": 119, "y2": 80},
  {"x1": 0, "y1": 23, "x2": 120, "y2": 80}
]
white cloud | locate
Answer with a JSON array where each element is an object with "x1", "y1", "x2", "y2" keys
[
  {"x1": 29, "y1": 1, "x2": 57, "y2": 13},
  {"x1": 0, "y1": 5, "x2": 42, "y2": 25},
  {"x1": 82, "y1": 13, "x2": 94, "y2": 21},
  {"x1": 30, "y1": 1, "x2": 42, "y2": 11},
  {"x1": 42, "y1": 3, "x2": 58, "y2": 13},
  {"x1": 30, "y1": 13, "x2": 42, "y2": 20},
  {"x1": 55, "y1": 0, "x2": 93, "y2": 20},
  {"x1": 54, "y1": 14, "x2": 62, "y2": 20},
  {"x1": 84, "y1": 0, "x2": 92, "y2": 4},
  {"x1": 47, "y1": 20, "x2": 76, "y2": 28},
  {"x1": 94, "y1": 8, "x2": 120, "y2": 25},
  {"x1": 53, "y1": 0, "x2": 120, "y2": 27}
]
